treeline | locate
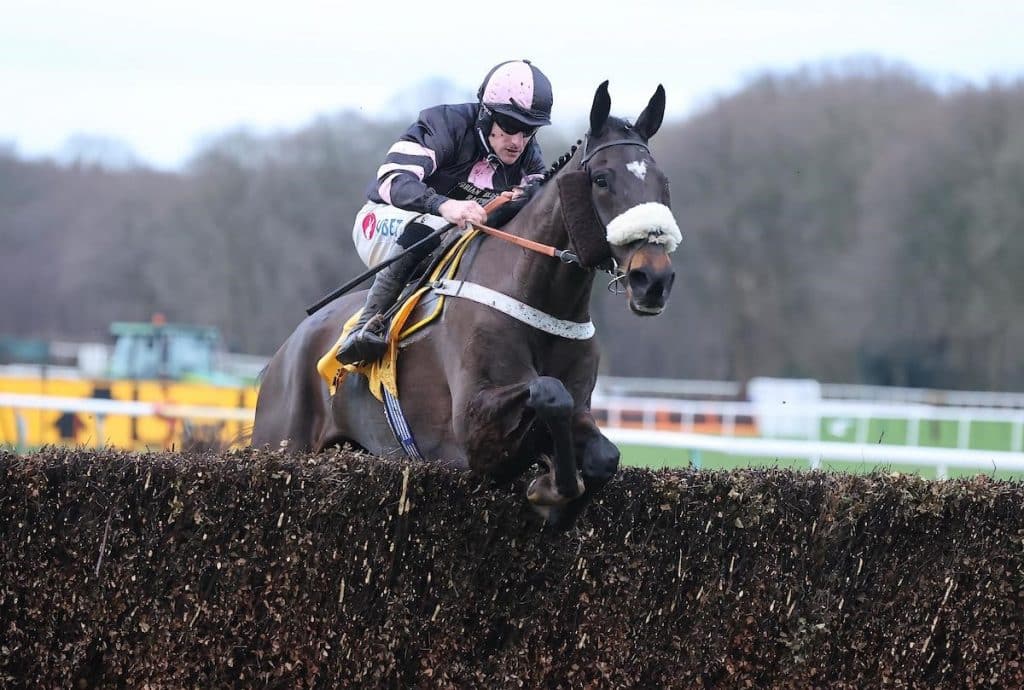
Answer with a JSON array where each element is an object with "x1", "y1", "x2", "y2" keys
[{"x1": 2, "y1": 60, "x2": 1023, "y2": 389}]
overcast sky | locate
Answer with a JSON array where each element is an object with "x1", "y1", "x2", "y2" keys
[{"x1": 3, "y1": 0, "x2": 1023, "y2": 169}]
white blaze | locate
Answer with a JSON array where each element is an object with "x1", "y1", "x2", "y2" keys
[{"x1": 626, "y1": 160, "x2": 648, "y2": 181}]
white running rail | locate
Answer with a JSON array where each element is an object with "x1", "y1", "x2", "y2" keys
[
  {"x1": 0, "y1": 393, "x2": 255, "y2": 422},
  {"x1": 595, "y1": 376, "x2": 1024, "y2": 409},
  {"x1": 3, "y1": 392, "x2": 1024, "y2": 478},
  {"x1": 590, "y1": 394, "x2": 1024, "y2": 452}
]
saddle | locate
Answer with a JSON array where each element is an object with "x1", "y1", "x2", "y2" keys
[
  {"x1": 316, "y1": 190, "x2": 533, "y2": 401},
  {"x1": 316, "y1": 227, "x2": 482, "y2": 401}
]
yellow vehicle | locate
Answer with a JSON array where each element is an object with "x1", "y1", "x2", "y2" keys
[{"x1": 0, "y1": 318, "x2": 260, "y2": 451}]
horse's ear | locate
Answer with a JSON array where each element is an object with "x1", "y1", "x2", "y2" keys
[
  {"x1": 590, "y1": 81, "x2": 611, "y2": 136},
  {"x1": 634, "y1": 84, "x2": 666, "y2": 141}
]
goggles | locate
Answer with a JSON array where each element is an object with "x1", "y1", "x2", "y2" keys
[{"x1": 492, "y1": 112, "x2": 539, "y2": 138}]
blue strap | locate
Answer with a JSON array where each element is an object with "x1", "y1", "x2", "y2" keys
[{"x1": 381, "y1": 385, "x2": 424, "y2": 461}]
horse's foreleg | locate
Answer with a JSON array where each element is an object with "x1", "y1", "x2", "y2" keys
[
  {"x1": 543, "y1": 413, "x2": 620, "y2": 530},
  {"x1": 524, "y1": 377, "x2": 584, "y2": 506},
  {"x1": 458, "y1": 377, "x2": 582, "y2": 504}
]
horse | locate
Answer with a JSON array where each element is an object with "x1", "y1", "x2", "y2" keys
[{"x1": 252, "y1": 81, "x2": 679, "y2": 529}]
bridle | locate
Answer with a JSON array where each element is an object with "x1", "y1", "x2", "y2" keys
[
  {"x1": 578, "y1": 134, "x2": 656, "y2": 293},
  {"x1": 578, "y1": 133, "x2": 651, "y2": 168},
  {"x1": 469, "y1": 134, "x2": 660, "y2": 292}
]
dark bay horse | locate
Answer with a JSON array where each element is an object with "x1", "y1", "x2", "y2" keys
[{"x1": 253, "y1": 82, "x2": 679, "y2": 528}]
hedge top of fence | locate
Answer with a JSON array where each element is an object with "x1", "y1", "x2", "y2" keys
[{"x1": 3, "y1": 447, "x2": 1023, "y2": 688}]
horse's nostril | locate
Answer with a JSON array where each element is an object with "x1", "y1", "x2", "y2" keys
[{"x1": 628, "y1": 269, "x2": 649, "y2": 290}]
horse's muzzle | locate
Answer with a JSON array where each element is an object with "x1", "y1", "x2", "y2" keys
[{"x1": 625, "y1": 247, "x2": 675, "y2": 315}]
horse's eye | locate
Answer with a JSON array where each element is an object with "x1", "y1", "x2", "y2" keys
[{"x1": 593, "y1": 175, "x2": 609, "y2": 189}]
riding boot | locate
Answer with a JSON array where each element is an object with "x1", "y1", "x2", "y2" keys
[{"x1": 336, "y1": 246, "x2": 422, "y2": 365}]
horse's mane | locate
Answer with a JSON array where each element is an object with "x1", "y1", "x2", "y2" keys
[
  {"x1": 540, "y1": 139, "x2": 582, "y2": 184},
  {"x1": 488, "y1": 139, "x2": 582, "y2": 226}
]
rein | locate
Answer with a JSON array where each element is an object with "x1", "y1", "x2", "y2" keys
[
  {"x1": 467, "y1": 220, "x2": 581, "y2": 266},
  {"x1": 468, "y1": 217, "x2": 628, "y2": 294},
  {"x1": 467, "y1": 191, "x2": 582, "y2": 266}
]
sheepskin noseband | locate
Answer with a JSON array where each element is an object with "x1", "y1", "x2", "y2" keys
[{"x1": 606, "y1": 202, "x2": 681, "y2": 253}]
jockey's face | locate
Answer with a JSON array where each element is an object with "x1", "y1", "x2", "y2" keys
[{"x1": 489, "y1": 122, "x2": 534, "y2": 165}]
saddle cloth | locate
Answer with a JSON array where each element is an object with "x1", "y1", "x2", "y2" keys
[{"x1": 316, "y1": 228, "x2": 480, "y2": 401}]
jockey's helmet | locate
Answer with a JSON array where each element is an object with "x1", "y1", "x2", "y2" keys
[{"x1": 477, "y1": 59, "x2": 553, "y2": 128}]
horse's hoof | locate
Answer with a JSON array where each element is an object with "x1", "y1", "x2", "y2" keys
[
  {"x1": 527, "y1": 473, "x2": 585, "y2": 506},
  {"x1": 529, "y1": 502, "x2": 552, "y2": 522},
  {"x1": 527, "y1": 475, "x2": 564, "y2": 506}
]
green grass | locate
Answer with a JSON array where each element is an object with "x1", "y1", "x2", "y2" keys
[
  {"x1": 618, "y1": 443, "x2": 1024, "y2": 480},
  {"x1": 818, "y1": 417, "x2": 1018, "y2": 451}
]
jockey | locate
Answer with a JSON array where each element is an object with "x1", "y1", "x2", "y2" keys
[{"x1": 337, "y1": 59, "x2": 553, "y2": 365}]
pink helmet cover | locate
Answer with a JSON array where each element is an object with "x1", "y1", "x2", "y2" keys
[{"x1": 480, "y1": 60, "x2": 535, "y2": 109}]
